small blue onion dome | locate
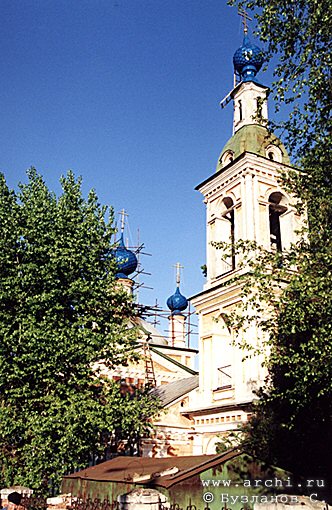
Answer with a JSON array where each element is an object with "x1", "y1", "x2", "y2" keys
[
  {"x1": 167, "y1": 287, "x2": 188, "y2": 316},
  {"x1": 233, "y1": 35, "x2": 264, "y2": 82},
  {"x1": 113, "y1": 233, "x2": 138, "y2": 279}
]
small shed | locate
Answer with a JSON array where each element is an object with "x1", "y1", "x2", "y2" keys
[{"x1": 62, "y1": 450, "x2": 295, "y2": 509}]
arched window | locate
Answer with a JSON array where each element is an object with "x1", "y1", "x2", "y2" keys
[
  {"x1": 265, "y1": 144, "x2": 282, "y2": 163},
  {"x1": 269, "y1": 192, "x2": 287, "y2": 251},
  {"x1": 221, "y1": 150, "x2": 234, "y2": 167}
]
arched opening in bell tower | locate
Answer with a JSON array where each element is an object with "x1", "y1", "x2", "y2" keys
[
  {"x1": 269, "y1": 192, "x2": 288, "y2": 252},
  {"x1": 220, "y1": 197, "x2": 236, "y2": 274}
]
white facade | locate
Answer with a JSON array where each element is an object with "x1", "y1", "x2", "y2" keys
[
  {"x1": 185, "y1": 81, "x2": 303, "y2": 454},
  {"x1": 232, "y1": 81, "x2": 268, "y2": 134}
]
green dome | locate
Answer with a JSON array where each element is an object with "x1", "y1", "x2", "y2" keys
[{"x1": 216, "y1": 124, "x2": 290, "y2": 172}]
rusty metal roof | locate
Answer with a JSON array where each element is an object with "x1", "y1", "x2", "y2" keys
[{"x1": 63, "y1": 450, "x2": 240, "y2": 489}]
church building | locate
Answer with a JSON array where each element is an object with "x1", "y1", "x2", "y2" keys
[
  {"x1": 105, "y1": 229, "x2": 199, "y2": 457},
  {"x1": 184, "y1": 28, "x2": 303, "y2": 455},
  {"x1": 108, "y1": 27, "x2": 303, "y2": 459}
]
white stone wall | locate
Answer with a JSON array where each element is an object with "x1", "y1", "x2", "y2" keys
[
  {"x1": 233, "y1": 82, "x2": 268, "y2": 133},
  {"x1": 189, "y1": 150, "x2": 303, "y2": 448}
]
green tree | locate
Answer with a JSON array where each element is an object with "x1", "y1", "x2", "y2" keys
[
  {"x1": 0, "y1": 169, "x2": 160, "y2": 493},
  {"x1": 225, "y1": 0, "x2": 332, "y2": 496}
]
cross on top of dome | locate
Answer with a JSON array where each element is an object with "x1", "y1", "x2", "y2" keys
[
  {"x1": 233, "y1": 10, "x2": 264, "y2": 83},
  {"x1": 166, "y1": 262, "x2": 188, "y2": 316},
  {"x1": 113, "y1": 210, "x2": 138, "y2": 279}
]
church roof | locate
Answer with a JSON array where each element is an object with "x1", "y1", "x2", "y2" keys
[
  {"x1": 150, "y1": 374, "x2": 199, "y2": 407},
  {"x1": 216, "y1": 123, "x2": 290, "y2": 172},
  {"x1": 166, "y1": 286, "x2": 188, "y2": 315},
  {"x1": 113, "y1": 233, "x2": 138, "y2": 279},
  {"x1": 135, "y1": 317, "x2": 169, "y2": 345},
  {"x1": 149, "y1": 346, "x2": 198, "y2": 375},
  {"x1": 233, "y1": 34, "x2": 264, "y2": 83}
]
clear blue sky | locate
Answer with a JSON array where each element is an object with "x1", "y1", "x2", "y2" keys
[{"x1": 0, "y1": 0, "x2": 278, "y2": 346}]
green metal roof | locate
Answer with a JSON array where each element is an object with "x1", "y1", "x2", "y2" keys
[
  {"x1": 150, "y1": 345, "x2": 198, "y2": 376},
  {"x1": 216, "y1": 124, "x2": 290, "y2": 172}
]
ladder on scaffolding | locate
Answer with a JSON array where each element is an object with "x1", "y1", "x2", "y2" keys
[{"x1": 143, "y1": 339, "x2": 156, "y2": 388}]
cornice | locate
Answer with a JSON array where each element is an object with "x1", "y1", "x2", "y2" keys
[
  {"x1": 190, "y1": 272, "x2": 244, "y2": 309},
  {"x1": 182, "y1": 400, "x2": 252, "y2": 416},
  {"x1": 196, "y1": 151, "x2": 295, "y2": 200}
]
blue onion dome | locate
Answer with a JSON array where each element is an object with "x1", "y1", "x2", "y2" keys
[
  {"x1": 113, "y1": 233, "x2": 138, "y2": 279},
  {"x1": 167, "y1": 287, "x2": 188, "y2": 316},
  {"x1": 233, "y1": 34, "x2": 264, "y2": 82}
]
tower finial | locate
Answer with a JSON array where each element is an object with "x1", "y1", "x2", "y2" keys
[
  {"x1": 113, "y1": 210, "x2": 138, "y2": 281},
  {"x1": 167, "y1": 263, "x2": 188, "y2": 316},
  {"x1": 119, "y1": 209, "x2": 128, "y2": 233},
  {"x1": 233, "y1": 21, "x2": 264, "y2": 83},
  {"x1": 173, "y1": 262, "x2": 184, "y2": 288},
  {"x1": 238, "y1": 9, "x2": 252, "y2": 35}
]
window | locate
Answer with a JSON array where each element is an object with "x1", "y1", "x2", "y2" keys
[
  {"x1": 221, "y1": 150, "x2": 234, "y2": 167},
  {"x1": 265, "y1": 144, "x2": 282, "y2": 163},
  {"x1": 217, "y1": 364, "x2": 232, "y2": 389},
  {"x1": 256, "y1": 97, "x2": 262, "y2": 119},
  {"x1": 238, "y1": 100, "x2": 243, "y2": 121}
]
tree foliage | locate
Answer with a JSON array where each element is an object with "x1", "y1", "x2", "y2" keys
[
  {"x1": 225, "y1": 0, "x2": 332, "y2": 496},
  {"x1": 0, "y1": 169, "x2": 160, "y2": 493}
]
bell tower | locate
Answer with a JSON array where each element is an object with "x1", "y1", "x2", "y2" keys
[{"x1": 188, "y1": 27, "x2": 302, "y2": 455}]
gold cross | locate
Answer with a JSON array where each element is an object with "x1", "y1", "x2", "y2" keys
[
  {"x1": 238, "y1": 9, "x2": 252, "y2": 34},
  {"x1": 119, "y1": 209, "x2": 128, "y2": 232},
  {"x1": 173, "y1": 262, "x2": 184, "y2": 287}
]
